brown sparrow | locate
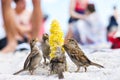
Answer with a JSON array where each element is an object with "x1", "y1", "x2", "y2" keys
[
  {"x1": 13, "y1": 38, "x2": 42, "y2": 75},
  {"x1": 49, "y1": 46, "x2": 66, "y2": 79},
  {"x1": 63, "y1": 38, "x2": 104, "y2": 72},
  {"x1": 41, "y1": 33, "x2": 51, "y2": 64}
]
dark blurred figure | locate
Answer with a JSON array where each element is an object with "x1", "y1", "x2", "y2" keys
[
  {"x1": 106, "y1": 6, "x2": 120, "y2": 49},
  {"x1": 65, "y1": 0, "x2": 88, "y2": 44},
  {"x1": 107, "y1": 6, "x2": 118, "y2": 42}
]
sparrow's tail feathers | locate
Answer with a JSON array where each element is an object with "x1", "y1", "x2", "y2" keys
[
  {"x1": 13, "y1": 69, "x2": 25, "y2": 75},
  {"x1": 91, "y1": 62, "x2": 104, "y2": 68}
]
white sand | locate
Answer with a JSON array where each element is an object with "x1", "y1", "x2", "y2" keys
[{"x1": 0, "y1": 48, "x2": 120, "y2": 80}]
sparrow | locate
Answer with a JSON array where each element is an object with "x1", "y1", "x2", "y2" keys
[
  {"x1": 13, "y1": 38, "x2": 42, "y2": 75},
  {"x1": 63, "y1": 38, "x2": 104, "y2": 72},
  {"x1": 49, "y1": 46, "x2": 66, "y2": 79},
  {"x1": 41, "y1": 33, "x2": 51, "y2": 64}
]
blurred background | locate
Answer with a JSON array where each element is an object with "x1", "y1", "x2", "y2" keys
[
  {"x1": 41, "y1": 0, "x2": 120, "y2": 34},
  {"x1": 0, "y1": 0, "x2": 120, "y2": 53}
]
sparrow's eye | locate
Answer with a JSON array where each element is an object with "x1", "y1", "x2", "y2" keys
[
  {"x1": 71, "y1": 39, "x2": 74, "y2": 41},
  {"x1": 32, "y1": 39, "x2": 35, "y2": 42}
]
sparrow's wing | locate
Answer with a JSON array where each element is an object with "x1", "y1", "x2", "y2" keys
[
  {"x1": 70, "y1": 48, "x2": 90, "y2": 64},
  {"x1": 46, "y1": 40, "x2": 50, "y2": 46},
  {"x1": 76, "y1": 45, "x2": 82, "y2": 50},
  {"x1": 41, "y1": 40, "x2": 50, "y2": 51},
  {"x1": 24, "y1": 50, "x2": 39, "y2": 69},
  {"x1": 45, "y1": 40, "x2": 51, "y2": 52},
  {"x1": 79, "y1": 54, "x2": 91, "y2": 64}
]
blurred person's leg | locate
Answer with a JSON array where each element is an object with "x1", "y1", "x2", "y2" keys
[
  {"x1": 1, "y1": 0, "x2": 18, "y2": 53},
  {"x1": 31, "y1": 0, "x2": 43, "y2": 39},
  {"x1": 64, "y1": 24, "x2": 73, "y2": 43}
]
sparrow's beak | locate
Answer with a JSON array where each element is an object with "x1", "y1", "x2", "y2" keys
[
  {"x1": 44, "y1": 35, "x2": 47, "y2": 38},
  {"x1": 45, "y1": 34, "x2": 48, "y2": 37},
  {"x1": 67, "y1": 39, "x2": 71, "y2": 42},
  {"x1": 35, "y1": 38, "x2": 39, "y2": 42},
  {"x1": 62, "y1": 44, "x2": 66, "y2": 48}
]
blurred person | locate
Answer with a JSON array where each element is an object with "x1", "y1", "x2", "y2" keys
[
  {"x1": 1, "y1": 0, "x2": 42, "y2": 53},
  {"x1": 0, "y1": 1, "x2": 5, "y2": 49},
  {"x1": 76, "y1": 4, "x2": 106, "y2": 45},
  {"x1": 108, "y1": 6, "x2": 120, "y2": 49},
  {"x1": 107, "y1": 6, "x2": 119, "y2": 43},
  {"x1": 65, "y1": 0, "x2": 88, "y2": 43}
]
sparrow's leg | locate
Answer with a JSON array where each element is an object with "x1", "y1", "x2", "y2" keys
[
  {"x1": 30, "y1": 70, "x2": 34, "y2": 75},
  {"x1": 84, "y1": 67, "x2": 87, "y2": 72},
  {"x1": 64, "y1": 61, "x2": 67, "y2": 71},
  {"x1": 50, "y1": 70, "x2": 54, "y2": 75},
  {"x1": 43, "y1": 56, "x2": 46, "y2": 64},
  {"x1": 49, "y1": 64, "x2": 54, "y2": 74},
  {"x1": 75, "y1": 66, "x2": 80, "y2": 72}
]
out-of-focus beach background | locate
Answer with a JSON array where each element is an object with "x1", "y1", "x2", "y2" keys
[
  {"x1": 40, "y1": 0, "x2": 120, "y2": 33},
  {"x1": 23, "y1": 0, "x2": 119, "y2": 36},
  {"x1": 9, "y1": 0, "x2": 120, "y2": 34}
]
